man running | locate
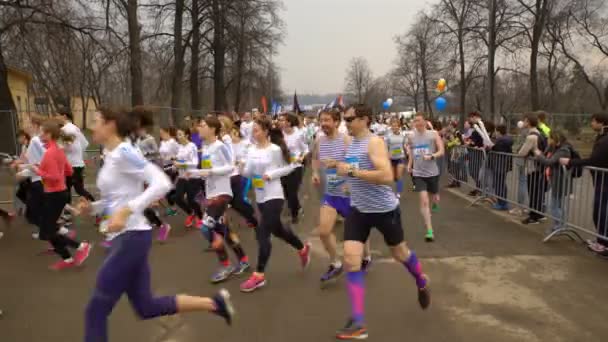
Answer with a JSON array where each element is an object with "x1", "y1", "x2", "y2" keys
[
  {"x1": 406, "y1": 113, "x2": 444, "y2": 242},
  {"x1": 335, "y1": 105, "x2": 430, "y2": 340},
  {"x1": 312, "y1": 108, "x2": 371, "y2": 286}
]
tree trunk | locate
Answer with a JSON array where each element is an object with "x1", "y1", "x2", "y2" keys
[
  {"x1": 170, "y1": 0, "x2": 185, "y2": 124},
  {"x1": 459, "y1": 29, "x2": 466, "y2": 127},
  {"x1": 127, "y1": 0, "x2": 144, "y2": 106},
  {"x1": 234, "y1": 17, "x2": 246, "y2": 113},
  {"x1": 487, "y1": 0, "x2": 497, "y2": 121},
  {"x1": 529, "y1": 0, "x2": 550, "y2": 111},
  {"x1": 212, "y1": 0, "x2": 227, "y2": 111},
  {"x1": 190, "y1": 0, "x2": 201, "y2": 113},
  {"x1": 419, "y1": 43, "x2": 432, "y2": 116},
  {"x1": 0, "y1": 40, "x2": 18, "y2": 155}
]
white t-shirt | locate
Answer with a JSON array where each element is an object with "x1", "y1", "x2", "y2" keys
[
  {"x1": 25, "y1": 135, "x2": 45, "y2": 182},
  {"x1": 61, "y1": 122, "x2": 88, "y2": 167},
  {"x1": 175, "y1": 142, "x2": 199, "y2": 178},
  {"x1": 242, "y1": 144, "x2": 293, "y2": 203},
  {"x1": 232, "y1": 140, "x2": 251, "y2": 176},
  {"x1": 240, "y1": 120, "x2": 254, "y2": 142},
  {"x1": 159, "y1": 138, "x2": 180, "y2": 165},
  {"x1": 93, "y1": 142, "x2": 171, "y2": 240},
  {"x1": 283, "y1": 129, "x2": 309, "y2": 167},
  {"x1": 190, "y1": 139, "x2": 233, "y2": 199}
]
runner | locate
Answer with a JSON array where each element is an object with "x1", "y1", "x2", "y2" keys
[
  {"x1": 189, "y1": 116, "x2": 250, "y2": 283},
  {"x1": 174, "y1": 127, "x2": 204, "y2": 228},
  {"x1": 385, "y1": 117, "x2": 408, "y2": 198},
  {"x1": 406, "y1": 113, "x2": 445, "y2": 242},
  {"x1": 158, "y1": 127, "x2": 180, "y2": 216},
  {"x1": 312, "y1": 108, "x2": 372, "y2": 286},
  {"x1": 78, "y1": 108, "x2": 233, "y2": 341},
  {"x1": 32, "y1": 120, "x2": 91, "y2": 270},
  {"x1": 239, "y1": 117, "x2": 311, "y2": 293},
  {"x1": 335, "y1": 105, "x2": 430, "y2": 340},
  {"x1": 278, "y1": 113, "x2": 309, "y2": 223}
]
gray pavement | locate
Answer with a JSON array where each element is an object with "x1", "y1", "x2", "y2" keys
[{"x1": 1, "y1": 175, "x2": 608, "y2": 342}]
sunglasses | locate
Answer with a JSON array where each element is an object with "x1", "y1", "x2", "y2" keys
[{"x1": 344, "y1": 116, "x2": 356, "y2": 123}]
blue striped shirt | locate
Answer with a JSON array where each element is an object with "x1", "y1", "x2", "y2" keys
[
  {"x1": 345, "y1": 135, "x2": 398, "y2": 213},
  {"x1": 318, "y1": 134, "x2": 348, "y2": 197}
]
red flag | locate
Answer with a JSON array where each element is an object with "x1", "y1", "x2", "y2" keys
[{"x1": 261, "y1": 96, "x2": 268, "y2": 114}]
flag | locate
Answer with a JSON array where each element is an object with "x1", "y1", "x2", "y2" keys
[
  {"x1": 293, "y1": 91, "x2": 302, "y2": 114},
  {"x1": 337, "y1": 95, "x2": 344, "y2": 107},
  {"x1": 261, "y1": 96, "x2": 268, "y2": 114}
]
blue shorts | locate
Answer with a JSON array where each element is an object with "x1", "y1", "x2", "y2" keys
[
  {"x1": 322, "y1": 195, "x2": 352, "y2": 218},
  {"x1": 391, "y1": 159, "x2": 405, "y2": 167}
]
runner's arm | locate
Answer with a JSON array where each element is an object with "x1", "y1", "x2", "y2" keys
[
  {"x1": 352, "y1": 136, "x2": 393, "y2": 185},
  {"x1": 432, "y1": 132, "x2": 445, "y2": 158}
]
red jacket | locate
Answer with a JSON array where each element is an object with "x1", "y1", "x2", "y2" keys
[{"x1": 36, "y1": 140, "x2": 73, "y2": 193}]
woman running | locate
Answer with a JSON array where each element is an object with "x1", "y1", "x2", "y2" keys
[
  {"x1": 385, "y1": 117, "x2": 408, "y2": 198},
  {"x1": 239, "y1": 118, "x2": 311, "y2": 293},
  {"x1": 159, "y1": 127, "x2": 180, "y2": 216},
  {"x1": 78, "y1": 108, "x2": 233, "y2": 342},
  {"x1": 189, "y1": 116, "x2": 250, "y2": 283},
  {"x1": 32, "y1": 120, "x2": 91, "y2": 270},
  {"x1": 174, "y1": 127, "x2": 204, "y2": 228},
  {"x1": 278, "y1": 113, "x2": 309, "y2": 223}
]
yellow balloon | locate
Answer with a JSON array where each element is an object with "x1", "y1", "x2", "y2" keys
[{"x1": 437, "y1": 78, "x2": 446, "y2": 88}]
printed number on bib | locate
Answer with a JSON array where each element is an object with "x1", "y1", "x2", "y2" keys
[{"x1": 326, "y1": 169, "x2": 342, "y2": 186}]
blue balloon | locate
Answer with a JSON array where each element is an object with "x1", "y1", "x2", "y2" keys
[
  {"x1": 435, "y1": 97, "x2": 447, "y2": 111},
  {"x1": 382, "y1": 101, "x2": 390, "y2": 110}
]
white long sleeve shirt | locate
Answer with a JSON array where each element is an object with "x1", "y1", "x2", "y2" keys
[
  {"x1": 174, "y1": 142, "x2": 199, "y2": 178},
  {"x1": 25, "y1": 135, "x2": 45, "y2": 182},
  {"x1": 242, "y1": 143, "x2": 293, "y2": 203},
  {"x1": 159, "y1": 138, "x2": 180, "y2": 166},
  {"x1": 189, "y1": 139, "x2": 233, "y2": 199},
  {"x1": 231, "y1": 140, "x2": 251, "y2": 176},
  {"x1": 283, "y1": 129, "x2": 309, "y2": 167},
  {"x1": 240, "y1": 120, "x2": 254, "y2": 142},
  {"x1": 61, "y1": 122, "x2": 88, "y2": 167},
  {"x1": 93, "y1": 141, "x2": 171, "y2": 240}
]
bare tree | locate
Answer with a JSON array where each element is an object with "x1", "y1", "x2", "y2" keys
[{"x1": 345, "y1": 57, "x2": 373, "y2": 104}]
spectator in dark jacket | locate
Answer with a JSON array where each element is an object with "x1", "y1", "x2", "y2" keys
[
  {"x1": 489, "y1": 125, "x2": 513, "y2": 210},
  {"x1": 560, "y1": 113, "x2": 608, "y2": 254}
]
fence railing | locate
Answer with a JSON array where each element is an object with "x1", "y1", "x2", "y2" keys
[{"x1": 447, "y1": 145, "x2": 608, "y2": 247}]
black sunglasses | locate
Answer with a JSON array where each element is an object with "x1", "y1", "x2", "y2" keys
[{"x1": 344, "y1": 116, "x2": 356, "y2": 123}]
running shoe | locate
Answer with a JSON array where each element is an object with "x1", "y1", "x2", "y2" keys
[
  {"x1": 211, "y1": 265, "x2": 235, "y2": 284},
  {"x1": 1, "y1": 212, "x2": 15, "y2": 225},
  {"x1": 195, "y1": 218, "x2": 203, "y2": 229},
  {"x1": 74, "y1": 242, "x2": 92, "y2": 266},
  {"x1": 417, "y1": 275, "x2": 431, "y2": 310},
  {"x1": 425, "y1": 230, "x2": 435, "y2": 242},
  {"x1": 299, "y1": 242, "x2": 311, "y2": 269},
  {"x1": 336, "y1": 319, "x2": 368, "y2": 340},
  {"x1": 240, "y1": 273, "x2": 266, "y2": 292},
  {"x1": 212, "y1": 289, "x2": 235, "y2": 325},
  {"x1": 361, "y1": 256, "x2": 372, "y2": 272},
  {"x1": 165, "y1": 208, "x2": 178, "y2": 217},
  {"x1": 32, "y1": 232, "x2": 39, "y2": 240},
  {"x1": 396, "y1": 193, "x2": 401, "y2": 199},
  {"x1": 521, "y1": 217, "x2": 540, "y2": 225},
  {"x1": 157, "y1": 224, "x2": 172, "y2": 242},
  {"x1": 184, "y1": 215, "x2": 195, "y2": 228},
  {"x1": 320, "y1": 263, "x2": 343, "y2": 283},
  {"x1": 233, "y1": 261, "x2": 250, "y2": 275},
  {"x1": 49, "y1": 259, "x2": 75, "y2": 271},
  {"x1": 431, "y1": 203, "x2": 439, "y2": 213}
]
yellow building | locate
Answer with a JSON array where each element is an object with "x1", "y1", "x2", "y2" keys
[{"x1": 7, "y1": 66, "x2": 35, "y2": 113}]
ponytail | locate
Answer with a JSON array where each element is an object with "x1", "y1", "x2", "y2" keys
[{"x1": 269, "y1": 127, "x2": 290, "y2": 164}]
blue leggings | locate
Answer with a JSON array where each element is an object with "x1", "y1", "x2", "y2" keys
[{"x1": 85, "y1": 230, "x2": 177, "y2": 342}]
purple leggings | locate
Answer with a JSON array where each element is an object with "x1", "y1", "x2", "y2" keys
[{"x1": 85, "y1": 230, "x2": 177, "y2": 342}]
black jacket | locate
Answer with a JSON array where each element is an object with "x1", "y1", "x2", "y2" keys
[
  {"x1": 488, "y1": 136, "x2": 514, "y2": 172},
  {"x1": 570, "y1": 129, "x2": 608, "y2": 191}
]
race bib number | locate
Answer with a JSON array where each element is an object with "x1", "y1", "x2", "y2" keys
[
  {"x1": 391, "y1": 148, "x2": 403, "y2": 156},
  {"x1": 200, "y1": 155, "x2": 212, "y2": 169},
  {"x1": 413, "y1": 145, "x2": 431, "y2": 159},
  {"x1": 345, "y1": 156, "x2": 359, "y2": 170},
  {"x1": 326, "y1": 168, "x2": 340, "y2": 185},
  {"x1": 252, "y1": 175, "x2": 264, "y2": 190}
]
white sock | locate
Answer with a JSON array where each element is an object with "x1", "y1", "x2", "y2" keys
[
  {"x1": 58, "y1": 227, "x2": 69, "y2": 235},
  {"x1": 332, "y1": 259, "x2": 342, "y2": 267}
]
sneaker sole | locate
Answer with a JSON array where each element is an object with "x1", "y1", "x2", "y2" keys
[
  {"x1": 233, "y1": 265, "x2": 250, "y2": 276},
  {"x1": 336, "y1": 331, "x2": 369, "y2": 340},
  {"x1": 418, "y1": 275, "x2": 431, "y2": 309},
  {"x1": 240, "y1": 280, "x2": 266, "y2": 293},
  {"x1": 75, "y1": 244, "x2": 92, "y2": 266},
  {"x1": 425, "y1": 237, "x2": 435, "y2": 242}
]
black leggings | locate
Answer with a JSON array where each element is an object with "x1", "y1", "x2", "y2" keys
[
  {"x1": 26, "y1": 181, "x2": 44, "y2": 228},
  {"x1": 203, "y1": 196, "x2": 246, "y2": 263},
  {"x1": 280, "y1": 166, "x2": 303, "y2": 219},
  {"x1": 175, "y1": 178, "x2": 203, "y2": 219},
  {"x1": 230, "y1": 175, "x2": 258, "y2": 227},
  {"x1": 66, "y1": 167, "x2": 95, "y2": 202},
  {"x1": 164, "y1": 168, "x2": 178, "y2": 206},
  {"x1": 255, "y1": 199, "x2": 304, "y2": 273},
  {"x1": 40, "y1": 191, "x2": 80, "y2": 259},
  {"x1": 143, "y1": 208, "x2": 163, "y2": 228}
]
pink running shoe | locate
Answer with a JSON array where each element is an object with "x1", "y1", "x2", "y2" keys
[
  {"x1": 240, "y1": 273, "x2": 266, "y2": 293},
  {"x1": 49, "y1": 259, "x2": 75, "y2": 271},
  {"x1": 74, "y1": 242, "x2": 92, "y2": 266},
  {"x1": 185, "y1": 215, "x2": 195, "y2": 228},
  {"x1": 157, "y1": 224, "x2": 172, "y2": 242},
  {"x1": 298, "y1": 242, "x2": 311, "y2": 269}
]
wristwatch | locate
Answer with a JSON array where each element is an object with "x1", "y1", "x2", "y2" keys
[{"x1": 347, "y1": 166, "x2": 356, "y2": 178}]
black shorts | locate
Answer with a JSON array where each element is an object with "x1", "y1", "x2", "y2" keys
[
  {"x1": 391, "y1": 159, "x2": 405, "y2": 167},
  {"x1": 413, "y1": 176, "x2": 439, "y2": 194},
  {"x1": 344, "y1": 206, "x2": 404, "y2": 246}
]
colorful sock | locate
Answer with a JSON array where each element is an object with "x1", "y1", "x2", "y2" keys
[
  {"x1": 403, "y1": 251, "x2": 426, "y2": 289},
  {"x1": 396, "y1": 179, "x2": 404, "y2": 194},
  {"x1": 346, "y1": 271, "x2": 366, "y2": 324},
  {"x1": 243, "y1": 178, "x2": 252, "y2": 204}
]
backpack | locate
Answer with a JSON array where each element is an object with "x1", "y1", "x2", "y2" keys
[
  {"x1": 569, "y1": 146, "x2": 583, "y2": 178},
  {"x1": 528, "y1": 131, "x2": 547, "y2": 156}
]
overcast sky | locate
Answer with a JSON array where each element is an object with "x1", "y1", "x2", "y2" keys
[{"x1": 276, "y1": 0, "x2": 438, "y2": 95}]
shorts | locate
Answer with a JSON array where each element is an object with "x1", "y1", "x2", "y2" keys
[
  {"x1": 391, "y1": 159, "x2": 405, "y2": 167},
  {"x1": 413, "y1": 176, "x2": 439, "y2": 194},
  {"x1": 344, "y1": 206, "x2": 404, "y2": 246},
  {"x1": 322, "y1": 195, "x2": 352, "y2": 218}
]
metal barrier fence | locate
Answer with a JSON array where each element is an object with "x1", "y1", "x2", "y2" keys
[{"x1": 447, "y1": 145, "x2": 608, "y2": 246}]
